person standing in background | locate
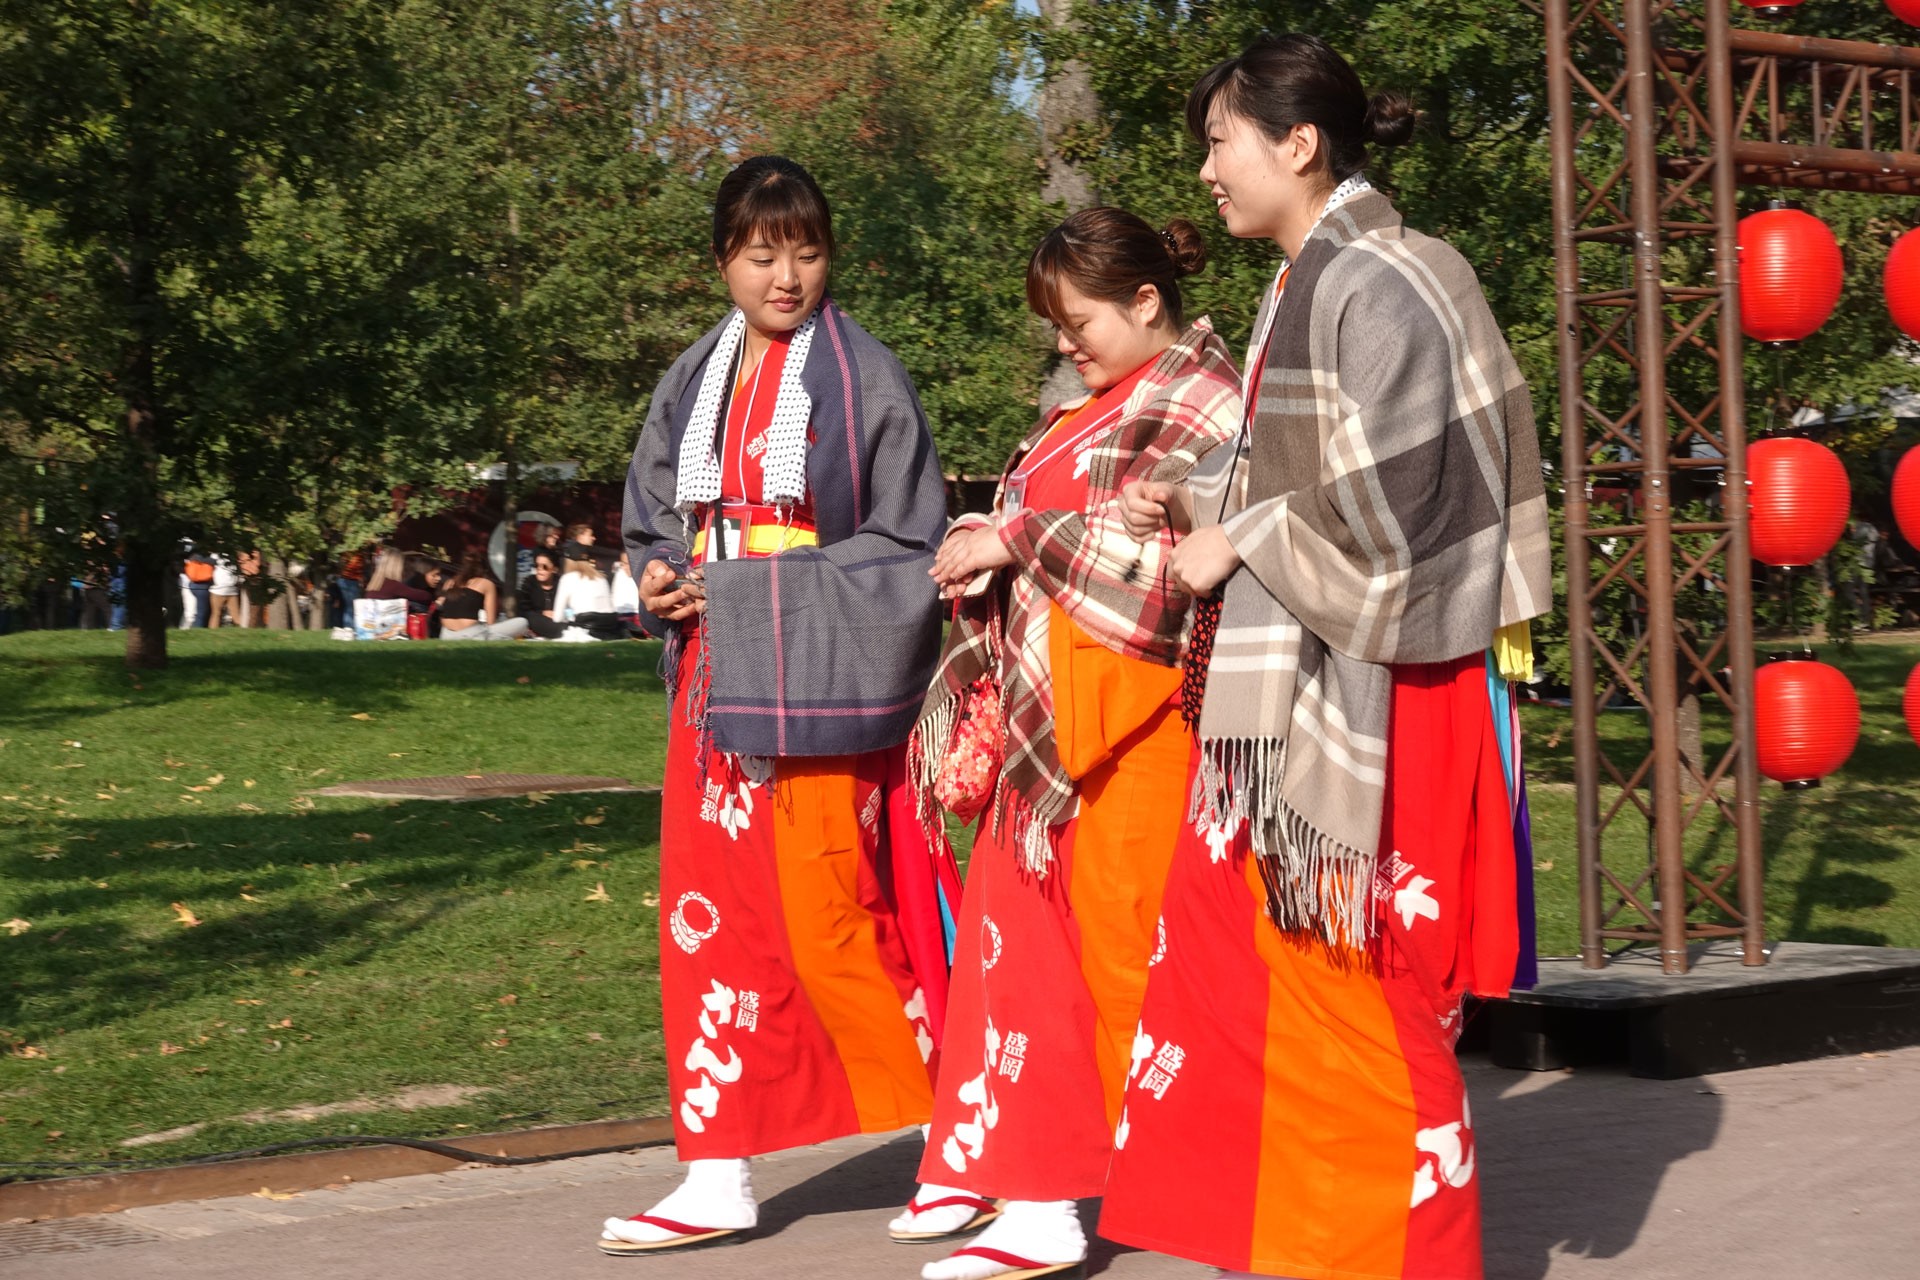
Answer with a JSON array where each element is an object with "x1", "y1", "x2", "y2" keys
[
  {"x1": 208, "y1": 554, "x2": 243, "y2": 628},
  {"x1": 182, "y1": 551, "x2": 213, "y2": 628}
]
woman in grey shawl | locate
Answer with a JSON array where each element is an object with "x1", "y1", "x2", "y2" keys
[
  {"x1": 1099, "y1": 35, "x2": 1551, "y2": 1280},
  {"x1": 599, "y1": 156, "x2": 976, "y2": 1256}
]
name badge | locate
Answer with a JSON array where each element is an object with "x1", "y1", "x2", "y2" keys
[{"x1": 703, "y1": 515, "x2": 743, "y2": 563}]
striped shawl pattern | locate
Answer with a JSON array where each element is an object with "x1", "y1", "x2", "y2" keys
[
  {"x1": 912, "y1": 319, "x2": 1243, "y2": 871},
  {"x1": 1193, "y1": 190, "x2": 1552, "y2": 946}
]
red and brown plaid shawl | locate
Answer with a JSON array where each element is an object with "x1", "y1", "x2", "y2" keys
[{"x1": 909, "y1": 319, "x2": 1243, "y2": 871}]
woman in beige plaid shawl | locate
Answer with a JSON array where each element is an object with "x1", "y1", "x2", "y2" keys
[
  {"x1": 1100, "y1": 34, "x2": 1551, "y2": 1280},
  {"x1": 897, "y1": 209, "x2": 1241, "y2": 1280}
]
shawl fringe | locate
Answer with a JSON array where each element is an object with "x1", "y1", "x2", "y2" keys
[{"x1": 1192, "y1": 736, "x2": 1375, "y2": 950}]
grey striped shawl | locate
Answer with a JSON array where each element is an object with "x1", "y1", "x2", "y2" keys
[{"x1": 1190, "y1": 189, "x2": 1551, "y2": 948}]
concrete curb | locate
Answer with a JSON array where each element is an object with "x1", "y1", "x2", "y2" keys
[{"x1": 0, "y1": 1115, "x2": 673, "y2": 1223}]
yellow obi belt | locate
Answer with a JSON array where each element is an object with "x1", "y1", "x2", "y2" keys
[{"x1": 693, "y1": 502, "x2": 819, "y2": 562}]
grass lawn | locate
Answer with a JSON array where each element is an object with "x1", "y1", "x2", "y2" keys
[
  {"x1": 3, "y1": 627, "x2": 1919, "y2": 1175},
  {"x1": 1, "y1": 629, "x2": 670, "y2": 1174}
]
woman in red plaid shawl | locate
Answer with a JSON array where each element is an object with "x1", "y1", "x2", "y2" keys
[{"x1": 896, "y1": 208, "x2": 1242, "y2": 1280}]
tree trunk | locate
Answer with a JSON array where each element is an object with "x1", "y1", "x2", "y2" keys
[
  {"x1": 122, "y1": 536, "x2": 170, "y2": 670},
  {"x1": 119, "y1": 14, "x2": 169, "y2": 672},
  {"x1": 1036, "y1": 0, "x2": 1098, "y2": 210}
]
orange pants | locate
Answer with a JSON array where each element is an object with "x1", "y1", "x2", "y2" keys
[
  {"x1": 657, "y1": 642, "x2": 937, "y2": 1160},
  {"x1": 919, "y1": 686, "x2": 1190, "y2": 1201}
]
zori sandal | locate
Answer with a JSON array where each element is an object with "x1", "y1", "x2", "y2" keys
[
  {"x1": 935, "y1": 1246, "x2": 1085, "y2": 1279},
  {"x1": 889, "y1": 1194, "x2": 1005, "y2": 1244},
  {"x1": 597, "y1": 1214, "x2": 746, "y2": 1256}
]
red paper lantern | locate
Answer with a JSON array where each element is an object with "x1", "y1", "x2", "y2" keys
[
  {"x1": 1746, "y1": 437, "x2": 1851, "y2": 566},
  {"x1": 1895, "y1": 447, "x2": 1920, "y2": 549},
  {"x1": 1755, "y1": 658, "x2": 1859, "y2": 788},
  {"x1": 1737, "y1": 0, "x2": 1804, "y2": 16},
  {"x1": 1886, "y1": 227, "x2": 1920, "y2": 340},
  {"x1": 1739, "y1": 205, "x2": 1842, "y2": 346},
  {"x1": 1904, "y1": 662, "x2": 1920, "y2": 746},
  {"x1": 1888, "y1": 0, "x2": 1920, "y2": 27}
]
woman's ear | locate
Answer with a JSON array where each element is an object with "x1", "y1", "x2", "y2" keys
[
  {"x1": 1286, "y1": 122, "x2": 1323, "y2": 177},
  {"x1": 1133, "y1": 283, "x2": 1164, "y2": 330}
]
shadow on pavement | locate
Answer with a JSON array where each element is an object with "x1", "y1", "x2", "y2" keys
[
  {"x1": 751, "y1": 1060, "x2": 1724, "y2": 1278},
  {"x1": 1476, "y1": 1059, "x2": 1723, "y2": 1280}
]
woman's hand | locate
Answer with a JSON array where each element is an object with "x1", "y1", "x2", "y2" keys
[
  {"x1": 930, "y1": 525, "x2": 1014, "y2": 597},
  {"x1": 639, "y1": 559, "x2": 705, "y2": 621},
  {"x1": 1167, "y1": 524, "x2": 1242, "y2": 597},
  {"x1": 1119, "y1": 480, "x2": 1192, "y2": 542}
]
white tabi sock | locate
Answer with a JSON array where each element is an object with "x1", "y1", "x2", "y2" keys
[
  {"x1": 600, "y1": 1157, "x2": 757, "y2": 1245},
  {"x1": 921, "y1": 1199, "x2": 1085, "y2": 1280}
]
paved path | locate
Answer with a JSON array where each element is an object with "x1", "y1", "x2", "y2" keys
[{"x1": 8, "y1": 1048, "x2": 1918, "y2": 1279}]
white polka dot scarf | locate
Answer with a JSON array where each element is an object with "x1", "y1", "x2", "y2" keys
[{"x1": 673, "y1": 306, "x2": 817, "y2": 514}]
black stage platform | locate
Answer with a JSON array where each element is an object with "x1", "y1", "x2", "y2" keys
[{"x1": 1480, "y1": 940, "x2": 1920, "y2": 1078}]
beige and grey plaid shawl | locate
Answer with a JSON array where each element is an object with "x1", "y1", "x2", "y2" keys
[{"x1": 1191, "y1": 189, "x2": 1551, "y2": 947}]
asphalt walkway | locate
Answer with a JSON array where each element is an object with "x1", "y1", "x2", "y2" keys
[{"x1": 8, "y1": 1048, "x2": 1918, "y2": 1279}]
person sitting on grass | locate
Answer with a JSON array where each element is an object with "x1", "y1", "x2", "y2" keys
[
  {"x1": 551, "y1": 554, "x2": 624, "y2": 641},
  {"x1": 438, "y1": 549, "x2": 529, "y2": 641},
  {"x1": 517, "y1": 550, "x2": 565, "y2": 639},
  {"x1": 364, "y1": 548, "x2": 439, "y2": 612},
  {"x1": 611, "y1": 551, "x2": 644, "y2": 635}
]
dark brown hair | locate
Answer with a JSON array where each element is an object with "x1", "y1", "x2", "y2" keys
[
  {"x1": 711, "y1": 156, "x2": 836, "y2": 265},
  {"x1": 1186, "y1": 34, "x2": 1415, "y2": 184},
  {"x1": 1026, "y1": 208, "x2": 1208, "y2": 333}
]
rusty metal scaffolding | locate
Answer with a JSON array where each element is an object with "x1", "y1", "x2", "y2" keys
[{"x1": 1546, "y1": 2, "x2": 1920, "y2": 973}]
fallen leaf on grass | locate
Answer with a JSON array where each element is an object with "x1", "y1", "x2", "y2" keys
[
  {"x1": 251, "y1": 1187, "x2": 298, "y2": 1201},
  {"x1": 349, "y1": 713, "x2": 374, "y2": 721},
  {"x1": 584, "y1": 882, "x2": 612, "y2": 903},
  {"x1": 290, "y1": 797, "x2": 315, "y2": 811},
  {"x1": 1535, "y1": 860, "x2": 1555, "y2": 872},
  {"x1": 159, "y1": 1042, "x2": 184, "y2": 1055},
  {"x1": 95, "y1": 793, "x2": 114, "y2": 800},
  {"x1": 44, "y1": 1131, "x2": 62, "y2": 1140},
  {"x1": 236, "y1": 803, "x2": 263, "y2": 813},
  {"x1": 241, "y1": 893, "x2": 262, "y2": 903},
  {"x1": 273, "y1": 1018, "x2": 293, "y2": 1028},
  {"x1": 578, "y1": 814, "x2": 606, "y2": 827},
  {"x1": 562, "y1": 839, "x2": 605, "y2": 855},
  {"x1": 586, "y1": 1032, "x2": 604, "y2": 1042},
  {"x1": 235, "y1": 998, "x2": 263, "y2": 1006},
  {"x1": 477, "y1": 811, "x2": 502, "y2": 823},
  {"x1": 351, "y1": 832, "x2": 373, "y2": 842},
  {"x1": 164, "y1": 758, "x2": 186, "y2": 768},
  {"x1": 185, "y1": 785, "x2": 212, "y2": 793},
  {"x1": 4, "y1": 918, "x2": 29, "y2": 936},
  {"x1": 9, "y1": 1045, "x2": 47, "y2": 1059},
  {"x1": 489, "y1": 1036, "x2": 511, "y2": 1047},
  {"x1": 515, "y1": 675, "x2": 531, "y2": 685},
  {"x1": 522, "y1": 792, "x2": 548, "y2": 805},
  {"x1": 243, "y1": 779, "x2": 256, "y2": 788},
  {"x1": 32, "y1": 852, "x2": 59, "y2": 861},
  {"x1": 149, "y1": 839, "x2": 197, "y2": 850},
  {"x1": 205, "y1": 774, "x2": 225, "y2": 786},
  {"x1": 169, "y1": 903, "x2": 203, "y2": 928},
  {"x1": 641, "y1": 893, "x2": 660, "y2": 908},
  {"x1": 497, "y1": 994, "x2": 517, "y2": 1005}
]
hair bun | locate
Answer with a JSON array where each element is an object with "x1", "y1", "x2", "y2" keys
[
  {"x1": 1365, "y1": 91, "x2": 1417, "y2": 147},
  {"x1": 1161, "y1": 218, "x2": 1209, "y2": 278}
]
